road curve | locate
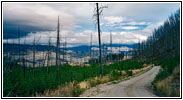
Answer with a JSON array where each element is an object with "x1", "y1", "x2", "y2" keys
[{"x1": 80, "y1": 66, "x2": 160, "y2": 97}]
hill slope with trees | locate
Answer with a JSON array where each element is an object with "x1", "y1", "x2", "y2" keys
[{"x1": 133, "y1": 9, "x2": 180, "y2": 97}]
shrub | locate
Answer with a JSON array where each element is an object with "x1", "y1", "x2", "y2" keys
[
  {"x1": 126, "y1": 70, "x2": 132, "y2": 76},
  {"x1": 72, "y1": 86, "x2": 82, "y2": 97},
  {"x1": 153, "y1": 56, "x2": 180, "y2": 97}
]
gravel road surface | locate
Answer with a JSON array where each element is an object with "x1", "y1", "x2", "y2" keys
[{"x1": 80, "y1": 66, "x2": 160, "y2": 97}]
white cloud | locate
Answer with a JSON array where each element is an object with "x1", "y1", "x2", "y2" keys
[
  {"x1": 102, "y1": 3, "x2": 180, "y2": 22},
  {"x1": 102, "y1": 16, "x2": 151, "y2": 30},
  {"x1": 103, "y1": 16, "x2": 126, "y2": 27},
  {"x1": 119, "y1": 26, "x2": 140, "y2": 30},
  {"x1": 3, "y1": 3, "x2": 179, "y2": 31},
  {"x1": 127, "y1": 21, "x2": 150, "y2": 25},
  {"x1": 3, "y1": 21, "x2": 163, "y2": 47},
  {"x1": 104, "y1": 16, "x2": 126, "y2": 24},
  {"x1": 3, "y1": 3, "x2": 179, "y2": 47}
]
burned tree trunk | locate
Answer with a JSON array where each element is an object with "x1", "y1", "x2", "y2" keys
[
  {"x1": 22, "y1": 58, "x2": 26, "y2": 78},
  {"x1": 18, "y1": 28, "x2": 21, "y2": 64},
  {"x1": 118, "y1": 43, "x2": 121, "y2": 63},
  {"x1": 63, "y1": 37, "x2": 67, "y2": 65},
  {"x1": 96, "y1": 3, "x2": 103, "y2": 77},
  {"x1": 6, "y1": 36, "x2": 10, "y2": 72},
  {"x1": 23, "y1": 37, "x2": 27, "y2": 78},
  {"x1": 56, "y1": 16, "x2": 60, "y2": 71},
  {"x1": 110, "y1": 31, "x2": 112, "y2": 62},
  {"x1": 32, "y1": 35, "x2": 35, "y2": 76},
  {"x1": 47, "y1": 37, "x2": 51, "y2": 73},
  {"x1": 90, "y1": 32, "x2": 93, "y2": 60},
  {"x1": 10, "y1": 40, "x2": 15, "y2": 71}
]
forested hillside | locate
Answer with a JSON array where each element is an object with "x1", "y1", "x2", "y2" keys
[{"x1": 133, "y1": 9, "x2": 180, "y2": 97}]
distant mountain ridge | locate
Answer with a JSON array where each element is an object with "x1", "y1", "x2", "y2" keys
[
  {"x1": 67, "y1": 44, "x2": 137, "y2": 52},
  {"x1": 3, "y1": 43, "x2": 138, "y2": 54}
]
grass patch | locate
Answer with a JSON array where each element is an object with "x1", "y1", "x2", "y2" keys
[
  {"x1": 152, "y1": 56, "x2": 180, "y2": 97},
  {"x1": 3, "y1": 60, "x2": 144, "y2": 97},
  {"x1": 37, "y1": 64, "x2": 153, "y2": 97}
]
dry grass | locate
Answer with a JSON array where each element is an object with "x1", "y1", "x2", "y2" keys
[
  {"x1": 36, "y1": 81, "x2": 78, "y2": 97},
  {"x1": 156, "y1": 76, "x2": 173, "y2": 96},
  {"x1": 37, "y1": 75, "x2": 112, "y2": 97},
  {"x1": 78, "y1": 81, "x2": 89, "y2": 89},
  {"x1": 101, "y1": 75, "x2": 110, "y2": 83},
  {"x1": 37, "y1": 64, "x2": 153, "y2": 97},
  {"x1": 132, "y1": 65, "x2": 152, "y2": 75},
  {"x1": 155, "y1": 66, "x2": 180, "y2": 97}
]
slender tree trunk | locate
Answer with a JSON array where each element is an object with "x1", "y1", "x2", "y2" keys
[
  {"x1": 6, "y1": 36, "x2": 9, "y2": 72},
  {"x1": 102, "y1": 43, "x2": 105, "y2": 64},
  {"x1": 110, "y1": 31, "x2": 112, "y2": 62},
  {"x1": 23, "y1": 37, "x2": 26, "y2": 78},
  {"x1": 96, "y1": 3, "x2": 103, "y2": 77},
  {"x1": 42, "y1": 52, "x2": 47, "y2": 68},
  {"x1": 59, "y1": 37, "x2": 62, "y2": 65},
  {"x1": 70, "y1": 53, "x2": 72, "y2": 64},
  {"x1": 62, "y1": 37, "x2": 67, "y2": 65},
  {"x1": 65, "y1": 37, "x2": 67, "y2": 64},
  {"x1": 32, "y1": 35, "x2": 35, "y2": 76},
  {"x1": 90, "y1": 33, "x2": 93, "y2": 60},
  {"x1": 10, "y1": 40, "x2": 15, "y2": 71},
  {"x1": 47, "y1": 37, "x2": 51, "y2": 73},
  {"x1": 23, "y1": 58, "x2": 26, "y2": 78},
  {"x1": 56, "y1": 16, "x2": 60, "y2": 70},
  {"x1": 18, "y1": 28, "x2": 21, "y2": 64},
  {"x1": 118, "y1": 43, "x2": 120, "y2": 62}
]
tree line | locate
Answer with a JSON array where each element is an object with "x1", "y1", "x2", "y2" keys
[{"x1": 132, "y1": 9, "x2": 180, "y2": 62}]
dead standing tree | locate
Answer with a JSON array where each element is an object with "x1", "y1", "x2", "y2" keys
[
  {"x1": 22, "y1": 37, "x2": 26, "y2": 78},
  {"x1": 42, "y1": 50, "x2": 48, "y2": 69},
  {"x1": 47, "y1": 37, "x2": 51, "y2": 73},
  {"x1": 102, "y1": 43, "x2": 105, "y2": 63},
  {"x1": 32, "y1": 35, "x2": 35, "y2": 76},
  {"x1": 32, "y1": 35, "x2": 41, "y2": 76},
  {"x1": 63, "y1": 37, "x2": 67, "y2": 65},
  {"x1": 110, "y1": 31, "x2": 112, "y2": 62},
  {"x1": 65, "y1": 37, "x2": 67, "y2": 64},
  {"x1": 6, "y1": 37, "x2": 9, "y2": 70},
  {"x1": 56, "y1": 16, "x2": 60, "y2": 71},
  {"x1": 118, "y1": 43, "x2": 121, "y2": 63},
  {"x1": 6, "y1": 36, "x2": 11, "y2": 72},
  {"x1": 90, "y1": 32, "x2": 93, "y2": 60},
  {"x1": 56, "y1": 16, "x2": 61, "y2": 83},
  {"x1": 10, "y1": 39, "x2": 15, "y2": 71},
  {"x1": 18, "y1": 27, "x2": 21, "y2": 64},
  {"x1": 93, "y1": 3, "x2": 107, "y2": 77}
]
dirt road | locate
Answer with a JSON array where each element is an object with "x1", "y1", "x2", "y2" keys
[{"x1": 80, "y1": 66, "x2": 160, "y2": 97}]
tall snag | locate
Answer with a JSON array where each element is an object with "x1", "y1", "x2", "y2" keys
[
  {"x1": 110, "y1": 31, "x2": 112, "y2": 62},
  {"x1": 6, "y1": 36, "x2": 10, "y2": 72},
  {"x1": 63, "y1": 37, "x2": 67, "y2": 65},
  {"x1": 94, "y1": 3, "x2": 107, "y2": 77},
  {"x1": 22, "y1": 37, "x2": 26, "y2": 78},
  {"x1": 47, "y1": 37, "x2": 51, "y2": 73},
  {"x1": 90, "y1": 32, "x2": 93, "y2": 60},
  {"x1": 32, "y1": 35, "x2": 35, "y2": 76},
  {"x1": 18, "y1": 27, "x2": 21, "y2": 64},
  {"x1": 56, "y1": 16, "x2": 60, "y2": 71}
]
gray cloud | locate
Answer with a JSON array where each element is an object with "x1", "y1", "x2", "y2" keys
[
  {"x1": 3, "y1": 3, "x2": 80, "y2": 31},
  {"x1": 3, "y1": 2, "x2": 180, "y2": 46},
  {"x1": 4, "y1": 21, "x2": 163, "y2": 47}
]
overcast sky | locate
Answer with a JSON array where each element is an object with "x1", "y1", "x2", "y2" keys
[{"x1": 3, "y1": 2, "x2": 180, "y2": 47}]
